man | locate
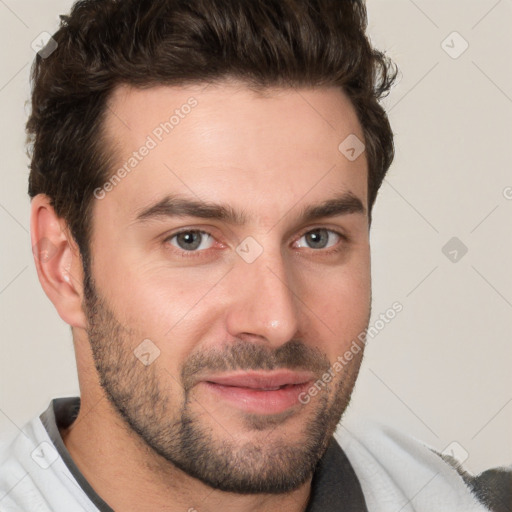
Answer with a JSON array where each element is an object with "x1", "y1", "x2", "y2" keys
[{"x1": 0, "y1": 0, "x2": 510, "y2": 511}]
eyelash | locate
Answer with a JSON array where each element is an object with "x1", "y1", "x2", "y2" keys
[{"x1": 163, "y1": 227, "x2": 349, "y2": 259}]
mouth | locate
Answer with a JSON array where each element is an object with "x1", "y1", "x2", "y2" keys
[{"x1": 198, "y1": 370, "x2": 315, "y2": 415}]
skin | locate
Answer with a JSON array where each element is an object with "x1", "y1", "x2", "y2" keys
[{"x1": 31, "y1": 81, "x2": 371, "y2": 512}]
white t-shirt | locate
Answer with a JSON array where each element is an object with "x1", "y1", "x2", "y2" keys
[{"x1": 0, "y1": 397, "x2": 509, "y2": 512}]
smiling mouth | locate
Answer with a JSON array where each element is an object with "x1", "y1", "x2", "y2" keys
[{"x1": 198, "y1": 370, "x2": 315, "y2": 415}]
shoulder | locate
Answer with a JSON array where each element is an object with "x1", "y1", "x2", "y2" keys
[
  {"x1": 0, "y1": 403, "x2": 96, "y2": 512},
  {"x1": 335, "y1": 415, "x2": 511, "y2": 512},
  {"x1": 0, "y1": 414, "x2": 56, "y2": 511}
]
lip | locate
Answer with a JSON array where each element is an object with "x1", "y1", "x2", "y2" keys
[
  {"x1": 204, "y1": 370, "x2": 315, "y2": 389},
  {"x1": 198, "y1": 370, "x2": 315, "y2": 415}
]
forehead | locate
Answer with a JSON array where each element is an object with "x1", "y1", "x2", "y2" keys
[{"x1": 99, "y1": 82, "x2": 368, "y2": 224}]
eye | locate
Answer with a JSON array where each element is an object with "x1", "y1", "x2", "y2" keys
[
  {"x1": 167, "y1": 230, "x2": 215, "y2": 252},
  {"x1": 295, "y1": 228, "x2": 342, "y2": 250}
]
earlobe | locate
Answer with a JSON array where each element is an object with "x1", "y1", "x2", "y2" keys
[{"x1": 30, "y1": 195, "x2": 87, "y2": 329}]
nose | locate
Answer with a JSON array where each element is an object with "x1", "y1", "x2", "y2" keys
[{"x1": 224, "y1": 247, "x2": 301, "y2": 348}]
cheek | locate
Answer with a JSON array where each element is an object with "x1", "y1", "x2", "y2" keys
[
  {"x1": 298, "y1": 257, "x2": 371, "y2": 353},
  {"x1": 96, "y1": 248, "x2": 216, "y2": 326},
  {"x1": 95, "y1": 263, "x2": 222, "y2": 373},
  {"x1": 317, "y1": 284, "x2": 370, "y2": 337}
]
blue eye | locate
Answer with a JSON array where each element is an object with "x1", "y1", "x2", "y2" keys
[
  {"x1": 168, "y1": 230, "x2": 215, "y2": 252},
  {"x1": 295, "y1": 228, "x2": 341, "y2": 250}
]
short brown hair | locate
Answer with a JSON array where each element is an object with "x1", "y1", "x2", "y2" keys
[{"x1": 27, "y1": 0, "x2": 397, "y2": 264}]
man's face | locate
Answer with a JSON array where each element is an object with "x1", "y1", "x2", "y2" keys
[{"x1": 83, "y1": 82, "x2": 371, "y2": 493}]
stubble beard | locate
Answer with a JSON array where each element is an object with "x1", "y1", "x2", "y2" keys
[{"x1": 82, "y1": 272, "x2": 365, "y2": 494}]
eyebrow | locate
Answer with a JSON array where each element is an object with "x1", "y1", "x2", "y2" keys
[{"x1": 134, "y1": 191, "x2": 366, "y2": 226}]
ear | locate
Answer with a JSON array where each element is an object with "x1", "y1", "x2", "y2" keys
[{"x1": 30, "y1": 194, "x2": 87, "y2": 329}]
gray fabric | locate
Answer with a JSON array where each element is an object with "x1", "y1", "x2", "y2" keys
[
  {"x1": 40, "y1": 397, "x2": 368, "y2": 511},
  {"x1": 305, "y1": 436, "x2": 369, "y2": 512},
  {"x1": 432, "y1": 450, "x2": 512, "y2": 512},
  {"x1": 470, "y1": 467, "x2": 512, "y2": 512}
]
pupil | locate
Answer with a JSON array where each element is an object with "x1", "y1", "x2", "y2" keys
[
  {"x1": 308, "y1": 229, "x2": 327, "y2": 249},
  {"x1": 178, "y1": 231, "x2": 201, "y2": 250}
]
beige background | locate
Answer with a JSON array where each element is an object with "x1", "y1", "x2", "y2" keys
[{"x1": 0, "y1": 0, "x2": 510, "y2": 474}]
